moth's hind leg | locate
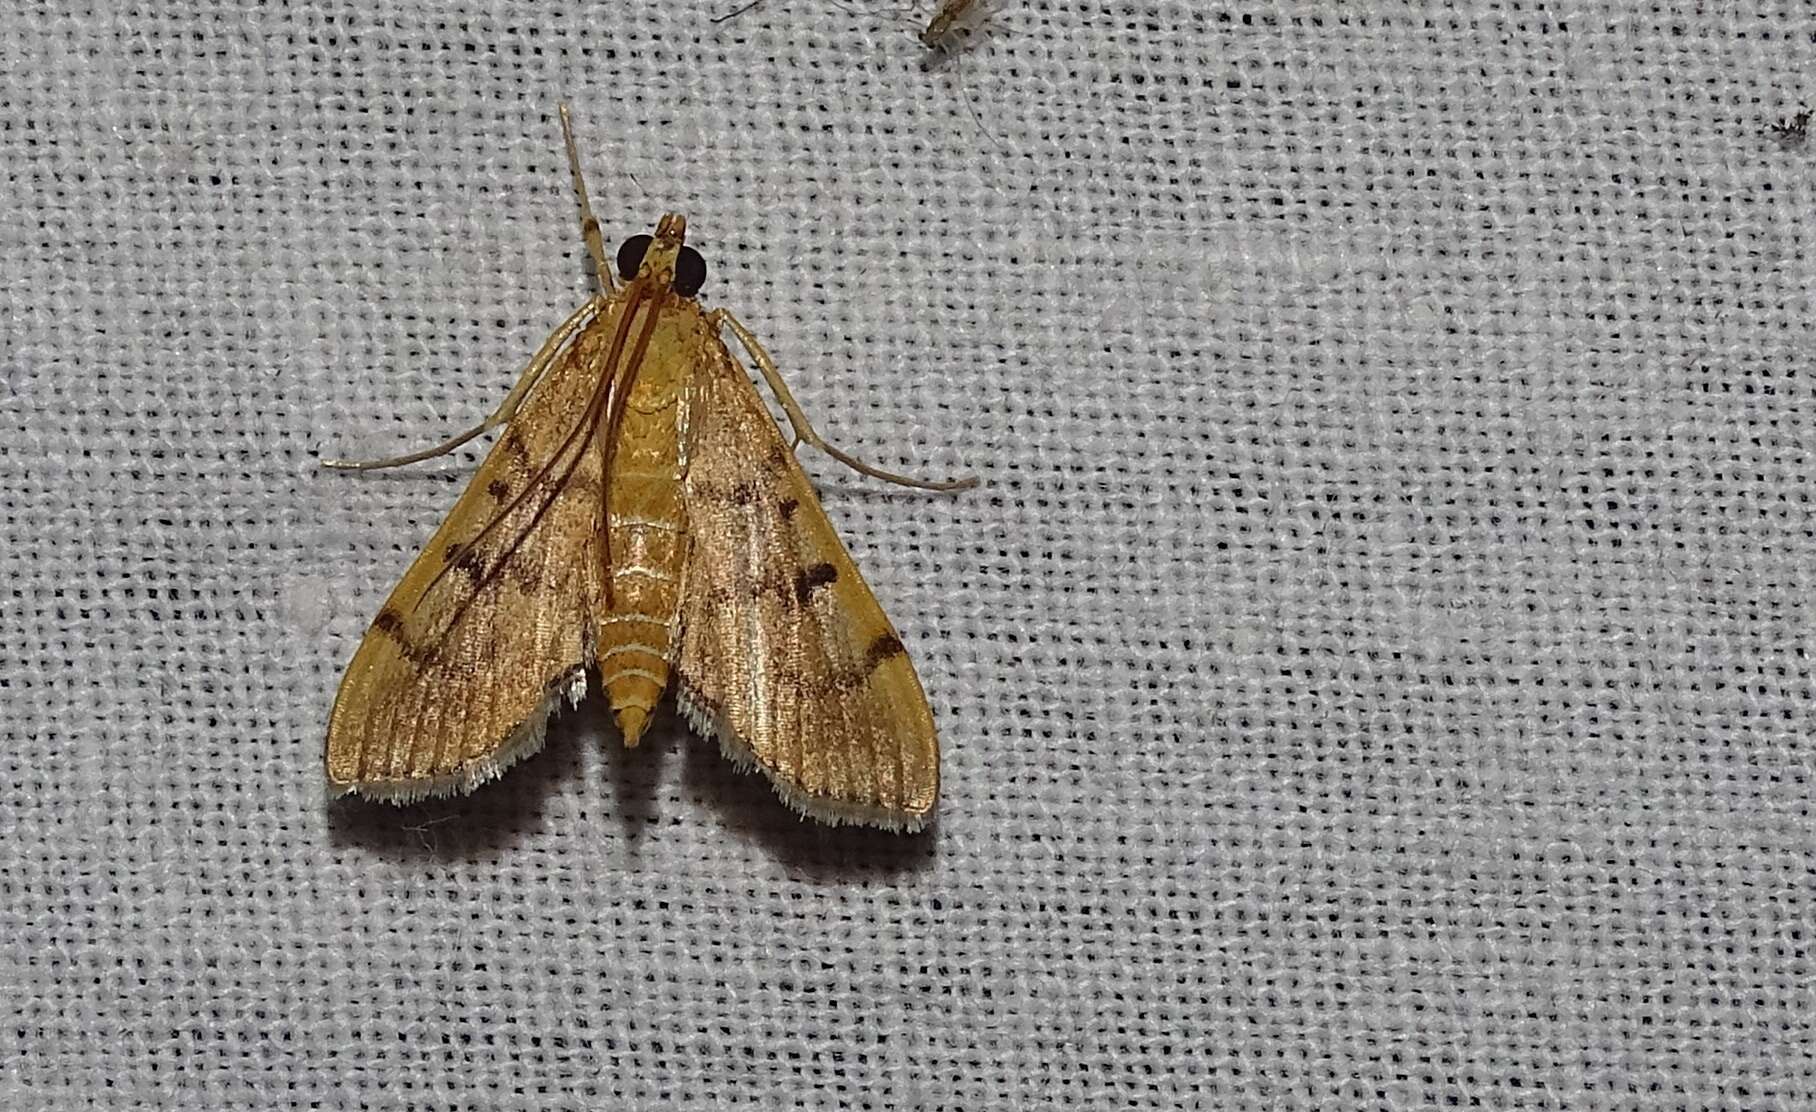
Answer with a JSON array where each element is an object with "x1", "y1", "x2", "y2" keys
[
  {"x1": 323, "y1": 295, "x2": 605, "y2": 471},
  {"x1": 711, "y1": 308, "x2": 979, "y2": 493}
]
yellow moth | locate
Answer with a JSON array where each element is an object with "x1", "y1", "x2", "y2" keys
[{"x1": 322, "y1": 106, "x2": 973, "y2": 832}]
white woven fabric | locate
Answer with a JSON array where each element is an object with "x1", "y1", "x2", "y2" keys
[{"x1": 4, "y1": 1, "x2": 1814, "y2": 1108}]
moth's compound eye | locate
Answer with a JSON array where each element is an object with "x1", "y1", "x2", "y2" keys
[
  {"x1": 674, "y1": 246, "x2": 708, "y2": 298},
  {"x1": 616, "y1": 234, "x2": 652, "y2": 280}
]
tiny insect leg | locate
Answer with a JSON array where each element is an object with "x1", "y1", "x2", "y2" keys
[
  {"x1": 323, "y1": 295, "x2": 605, "y2": 471},
  {"x1": 711, "y1": 308, "x2": 978, "y2": 492},
  {"x1": 710, "y1": 0, "x2": 765, "y2": 22},
  {"x1": 558, "y1": 103, "x2": 615, "y2": 296}
]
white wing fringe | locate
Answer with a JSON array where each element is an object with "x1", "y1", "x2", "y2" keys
[
  {"x1": 675, "y1": 683, "x2": 930, "y2": 833},
  {"x1": 329, "y1": 668, "x2": 588, "y2": 804}
]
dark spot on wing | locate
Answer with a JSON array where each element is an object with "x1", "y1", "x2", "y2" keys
[
  {"x1": 793, "y1": 562, "x2": 838, "y2": 604},
  {"x1": 455, "y1": 548, "x2": 487, "y2": 584},
  {"x1": 502, "y1": 431, "x2": 530, "y2": 462},
  {"x1": 371, "y1": 607, "x2": 429, "y2": 663},
  {"x1": 487, "y1": 478, "x2": 511, "y2": 500},
  {"x1": 729, "y1": 481, "x2": 757, "y2": 506},
  {"x1": 779, "y1": 497, "x2": 799, "y2": 521},
  {"x1": 734, "y1": 568, "x2": 790, "y2": 603},
  {"x1": 865, "y1": 631, "x2": 907, "y2": 669}
]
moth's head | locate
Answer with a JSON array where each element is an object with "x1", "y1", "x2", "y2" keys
[{"x1": 616, "y1": 212, "x2": 707, "y2": 299}]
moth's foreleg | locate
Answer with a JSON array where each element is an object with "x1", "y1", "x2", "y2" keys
[{"x1": 323, "y1": 295, "x2": 605, "y2": 471}]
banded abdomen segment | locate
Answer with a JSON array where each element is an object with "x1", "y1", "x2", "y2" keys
[{"x1": 597, "y1": 388, "x2": 687, "y2": 746}]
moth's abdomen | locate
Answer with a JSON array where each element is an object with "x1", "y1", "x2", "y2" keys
[{"x1": 598, "y1": 392, "x2": 687, "y2": 746}]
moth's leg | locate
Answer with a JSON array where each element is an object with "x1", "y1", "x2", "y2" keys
[
  {"x1": 323, "y1": 295, "x2": 605, "y2": 471},
  {"x1": 711, "y1": 308, "x2": 978, "y2": 492},
  {"x1": 321, "y1": 419, "x2": 494, "y2": 472},
  {"x1": 559, "y1": 103, "x2": 615, "y2": 296}
]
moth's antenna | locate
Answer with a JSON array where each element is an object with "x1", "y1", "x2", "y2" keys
[{"x1": 559, "y1": 103, "x2": 614, "y2": 294}]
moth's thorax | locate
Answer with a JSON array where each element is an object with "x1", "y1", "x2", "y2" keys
[
  {"x1": 621, "y1": 296, "x2": 710, "y2": 412},
  {"x1": 593, "y1": 296, "x2": 707, "y2": 747}
]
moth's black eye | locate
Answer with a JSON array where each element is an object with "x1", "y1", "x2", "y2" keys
[
  {"x1": 673, "y1": 246, "x2": 707, "y2": 298},
  {"x1": 616, "y1": 234, "x2": 652, "y2": 280}
]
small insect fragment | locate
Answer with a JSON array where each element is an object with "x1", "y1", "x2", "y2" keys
[
  {"x1": 711, "y1": 0, "x2": 765, "y2": 23},
  {"x1": 321, "y1": 106, "x2": 975, "y2": 833},
  {"x1": 1767, "y1": 106, "x2": 1811, "y2": 148},
  {"x1": 921, "y1": 0, "x2": 983, "y2": 49}
]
